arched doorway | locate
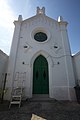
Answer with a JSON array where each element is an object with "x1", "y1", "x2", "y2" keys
[{"x1": 33, "y1": 55, "x2": 49, "y2": 94}]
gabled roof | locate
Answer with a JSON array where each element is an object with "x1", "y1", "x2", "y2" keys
[{"x1": 22, "y1": 14, "x2": 58, "y2": 24}]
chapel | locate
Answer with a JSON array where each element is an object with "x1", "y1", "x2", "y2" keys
[{"x1": 4, "y1": 7, "x2": 80, "y2": 101}]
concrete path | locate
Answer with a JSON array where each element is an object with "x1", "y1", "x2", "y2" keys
[{"x1": 0, "y1": 100, "x2": 80, "y2": 120}]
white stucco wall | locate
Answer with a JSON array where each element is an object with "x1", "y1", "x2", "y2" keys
[
  {"x1": 0, "y1": 50, "x2": 8, "y2": 89},
  {"x1": 5, "y1": 8, "x2": 76, "y2": 100},
  {"x1": 73, "y1": 52, "x2": 80, "y2": 85}
]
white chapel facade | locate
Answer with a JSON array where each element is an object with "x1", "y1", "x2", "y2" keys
[{"x1": 5, "y1": 7, "x2": 77, "y2": 100}]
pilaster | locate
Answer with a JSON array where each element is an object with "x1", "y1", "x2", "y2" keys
[
  {"x1": 58, "y1": 17, "x2": 76, "y2": 100},
  {"x1": 58, "y1": 18, "x2": 71, "y2": 55},
  {"x1": 4, "y1": 16, "x2": 22, "y2": 100}
]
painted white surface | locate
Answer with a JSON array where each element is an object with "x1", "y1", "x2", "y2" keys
[
  {"x1": 5, "y1": 7, "x2": 76, "y2": 100},
  {"x1": 73, "y1": 52, "x2": 80, "y2": 85},
  {"x1": 0, "y1": 50, "x2": 8, "y2": 89}
]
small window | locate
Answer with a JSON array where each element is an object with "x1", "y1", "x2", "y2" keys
[{"x1": 34, "y1": 32, "x2": 47, "y2": 42}]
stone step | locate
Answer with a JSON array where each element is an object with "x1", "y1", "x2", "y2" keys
[{"x1": 28, "y1": 94, "x2": 56, "y2": 102}]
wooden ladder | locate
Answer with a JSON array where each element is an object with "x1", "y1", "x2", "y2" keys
[{"x1": 9, "y1": 72, "x2": 26, "y2": 108}]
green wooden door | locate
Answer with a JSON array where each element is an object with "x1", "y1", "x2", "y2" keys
[{"x1": 33, "y1": 55, "x2": 49, "y2": 94}]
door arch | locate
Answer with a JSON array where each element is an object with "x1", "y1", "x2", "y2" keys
[{"x1": 33, "y1": 55, "x2": 49, "y2": 94}]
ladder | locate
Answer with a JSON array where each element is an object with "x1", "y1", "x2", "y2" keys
[{"x1": 9, "y1": 72, "x2": 26, "y2": 108}]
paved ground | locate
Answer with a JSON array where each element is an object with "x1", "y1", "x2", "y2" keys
[{"x1": 0, "y1": 100, "x2": 80, "y2": 120}]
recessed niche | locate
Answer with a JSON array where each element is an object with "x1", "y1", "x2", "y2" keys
[
  {"x1": 54, "y1": 46, "x2": 58, "y2": 49},
  {"x1": 24, "y1": 46, "x2": 28, "y2": 48}
]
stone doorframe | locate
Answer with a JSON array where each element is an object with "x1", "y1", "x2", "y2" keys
[{"x1": 30, "y1": 50, "x2": 53, "y2": 98}]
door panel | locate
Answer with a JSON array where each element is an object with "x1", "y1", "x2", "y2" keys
[
  {"x1": 33, "y1": 55, "x2": 49, "y2": 94},
  {"x1": 41, "y1": 67, "x2": 49, "y2": 94},
  {"x1": 33, "y1": 67, "x2": 42, "y2": 94}
]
